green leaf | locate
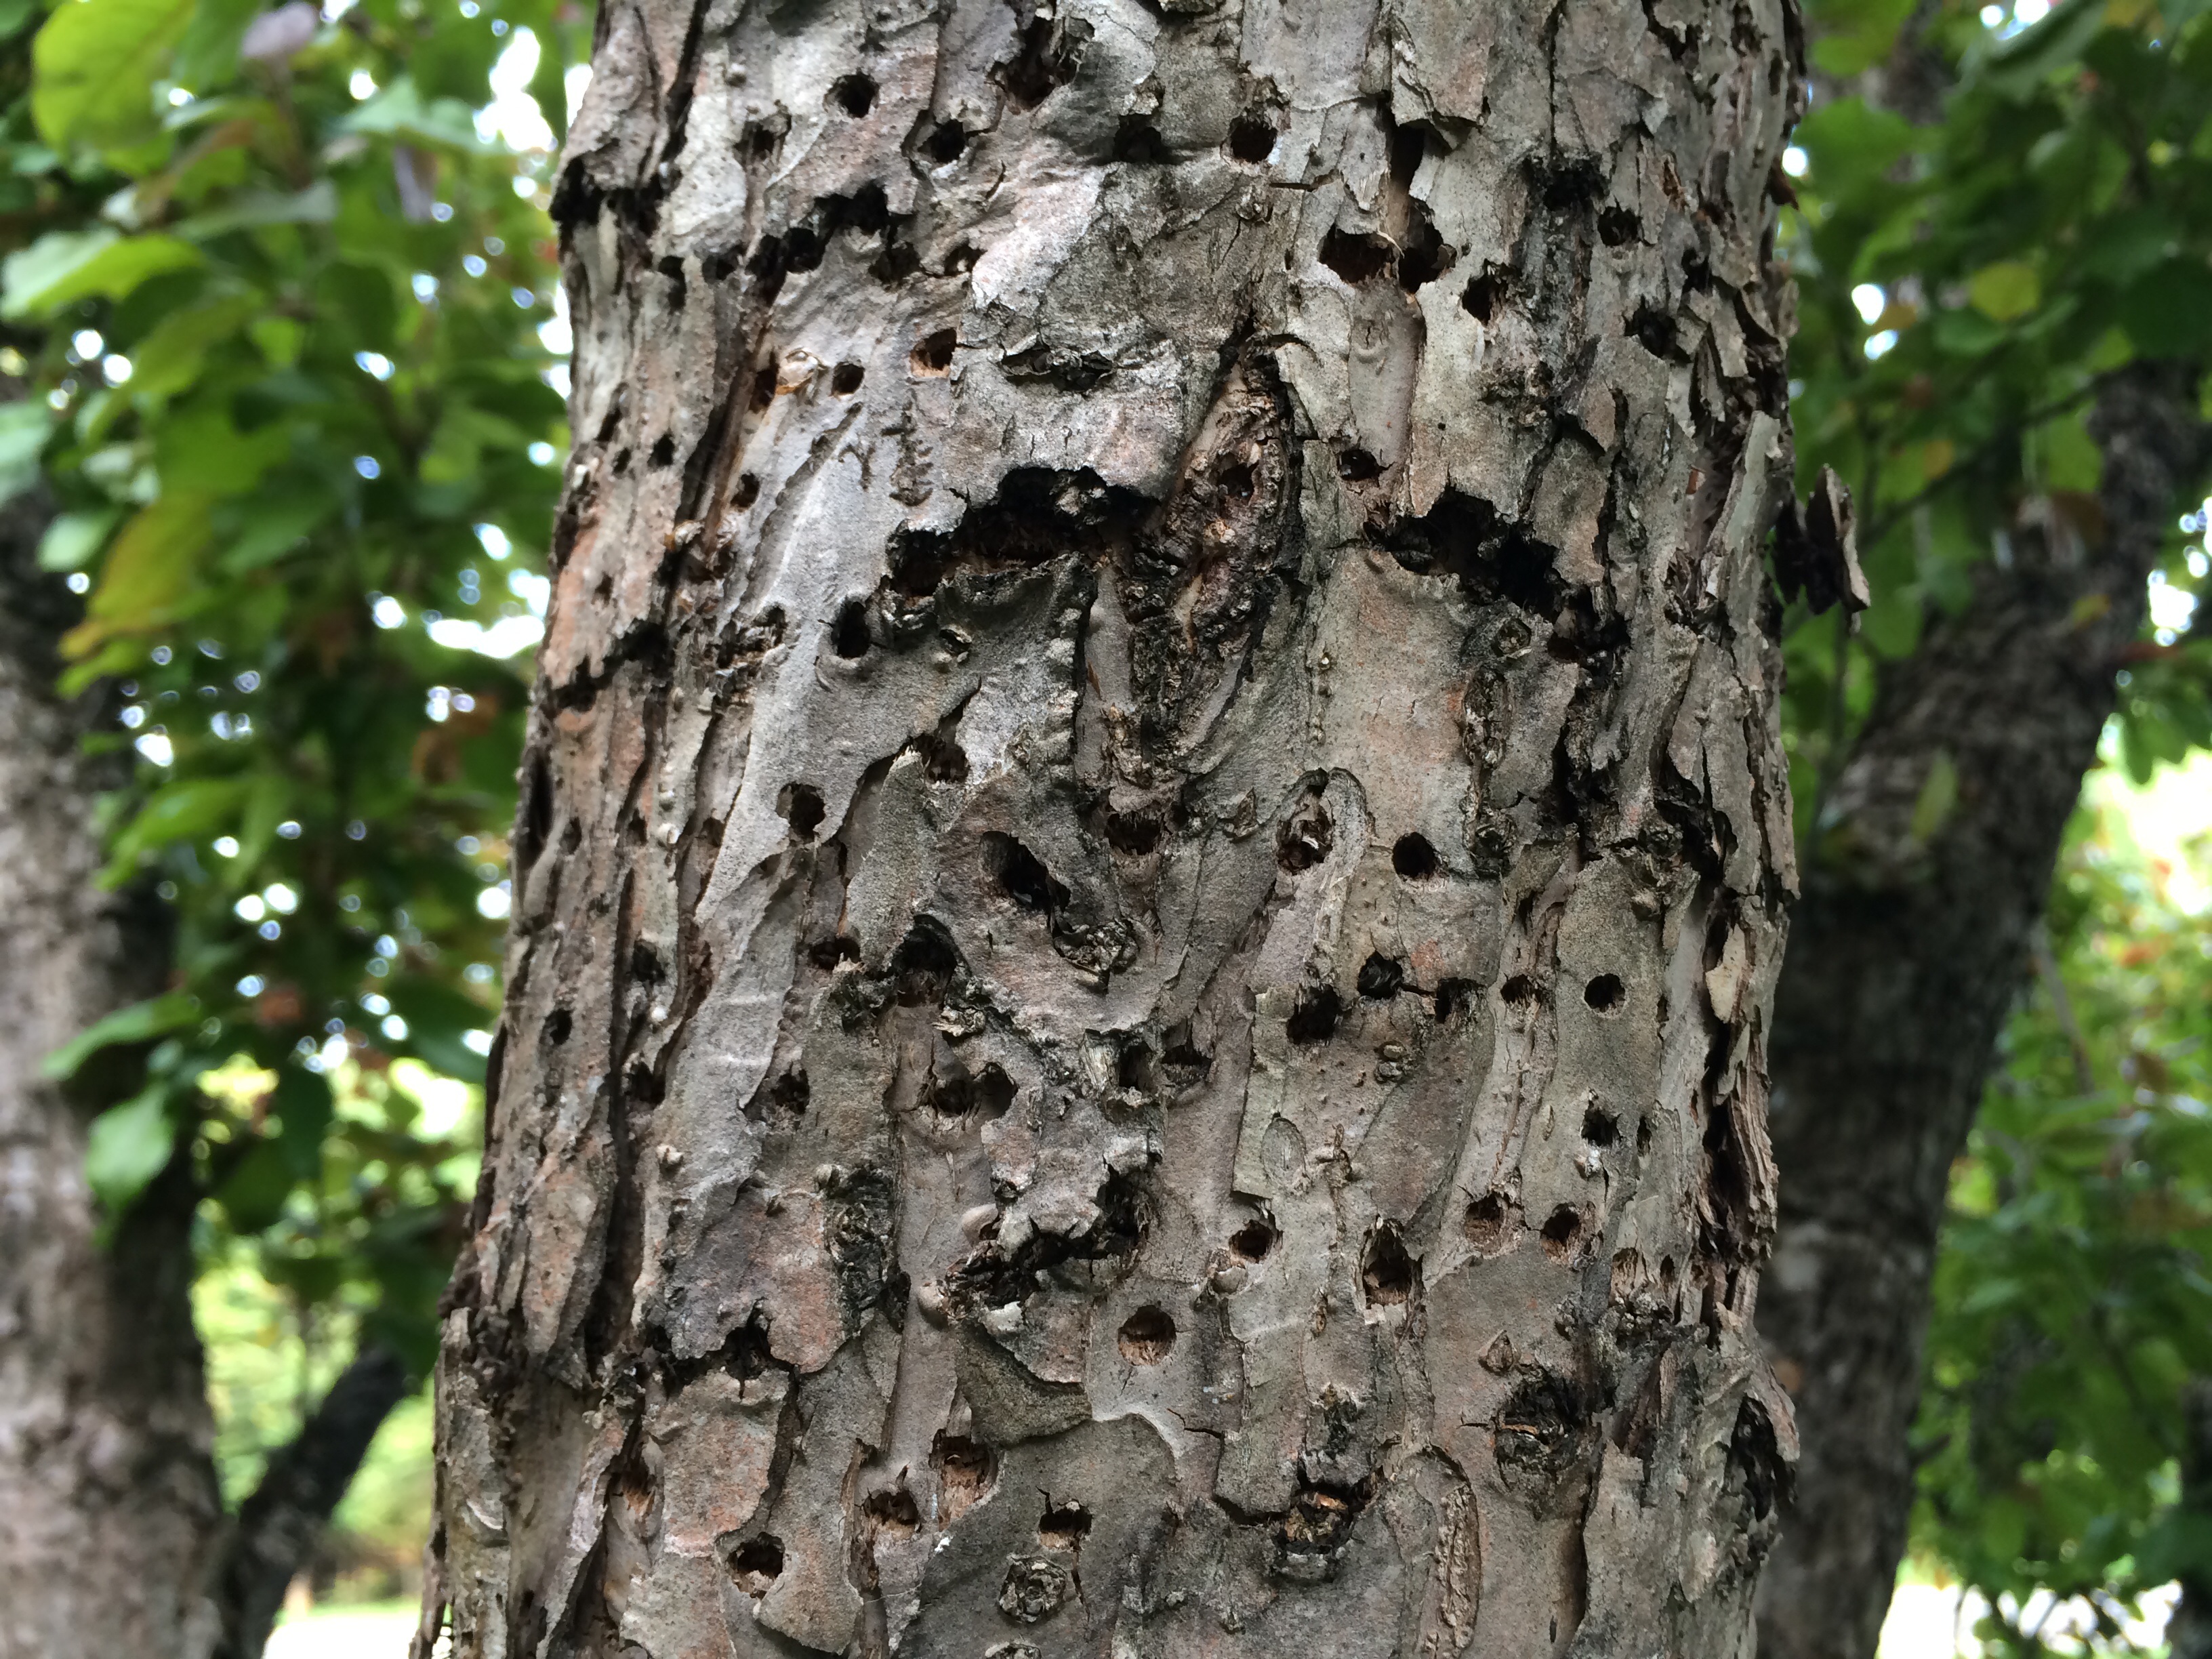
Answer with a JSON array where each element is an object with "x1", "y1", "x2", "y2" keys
[
  {"x1": 2120, "y1": 258, "x2": 2212, "y2": 356},
  {"x1": 106, "y1": 775, "x2": 251, "y2": 869},
  {"x1": 173, "y1": 180, "x2": 338, "y2": 241},
  {"x1": 217, "y1": 488, "x2": 333, "y2": 572},
  {"x1": 121, "y1": 291, "x2": 264, "y2": 403},
  {"x1": 31, "y1": 0, "x2": 194, "y2": 153},
  {"x1": 0, "y1": 399, "x2": 51, "y2": 510},
  {"x1": 213, "y1": 1139, "x2": 292, "y2": 1233},
  {"x1": 43, "y1": 991, "x2": 198, "y2": 1082},
  {"x1": 85, "y1": 1082, "x2": 176, "y2": 1211},
  {"x1": 271, "y1": 1067, "x2": 333, "y2": 1179},
  {"x1": 0, "y1": 228, "x2": 204, "y2": 320},
  {"x1": 342, "y1": 77, "x2": 491, "y2": 152},
  {"x1": 384, "y1": 977, "x2": 490, "y2": 1083},
  {"x1": 1909, "y1": 750, "x2": 1960, "y2": 846},
  {"x1": 37, "y1": 508, "x2": 122, "y2": 573},
  {"x1": 1968, "y1": 261, "x2": 2041, "y2": 323},
  {"x1": 64, "y1": 490, "x2": 215, "y2": 655}
]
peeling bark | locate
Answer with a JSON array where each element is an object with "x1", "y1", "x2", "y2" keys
[
  {"x1": 424, "y1": 2, "x2": 1809, "y2": 1652},
  {"x1": 1753, "y1": 362, "x2": 2208, "y2": 1659},
  {"x1": 0, "y1": 476, "x2": 222, "y2": 1657}
]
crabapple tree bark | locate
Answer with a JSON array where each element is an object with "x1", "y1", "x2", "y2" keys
[{"x1": 423, "y1": 1, "x2": 1810, "y2": 1653}]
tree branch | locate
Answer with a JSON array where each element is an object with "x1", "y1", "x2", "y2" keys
[{"x1": 205, "y1": 1341, "x2": 415, "y2": 1659}]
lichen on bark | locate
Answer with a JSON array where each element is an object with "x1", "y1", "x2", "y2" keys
[{"x1": 424, "y1": 1, "x2": 1809, "y2": 1653}]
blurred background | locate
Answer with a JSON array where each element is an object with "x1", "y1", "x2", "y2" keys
[{"x1": 1, "y1": 0, "x2": 2208, "y2": 1654}]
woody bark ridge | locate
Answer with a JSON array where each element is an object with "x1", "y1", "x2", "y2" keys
[{"x1": 424, "y1": 1, "x2": 1807, "y2": 1655}]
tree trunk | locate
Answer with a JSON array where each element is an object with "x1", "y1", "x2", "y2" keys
[
  {"x1": 424, "y1": 3, "x2": 1809, "y2": 1653},
  {"x1": 0, "y1": 481, "x2": 224, "y2": 1656},
  {"x1": 1752, "y1": 363, "x2": 2206, "y2": 1659}
]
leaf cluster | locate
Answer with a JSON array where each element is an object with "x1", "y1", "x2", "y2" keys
[{"x1": 3, "y1": 0, "x2": 579, "y2": 1370}]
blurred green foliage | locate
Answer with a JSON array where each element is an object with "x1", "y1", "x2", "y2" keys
[
  {"x1": 0, "y1": 0, "x2": 578, "y2": 1372},
  {"x1": 1785, "y1": 0, "x2": 2212, "y2": 1647},
  {"x1": 1917, "y1": 779, "x2": 2212, "y2": 1652},
  {"x1": 3, "y1": 0, "x2": 2210, "y2": 1641}
]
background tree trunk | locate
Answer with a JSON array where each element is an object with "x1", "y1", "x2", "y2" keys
[
  {"x1": 0, "y1": 476, "x2": 223, "y2": 1656},
  {"x1": 423, "y1": 3, "x2": 1809, "y2": 1653},
  {"x1": 1753, "y1": 362, "x2": 2207, "y2": 1659}
]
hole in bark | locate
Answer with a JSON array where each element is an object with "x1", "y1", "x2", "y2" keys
[
  {"x1": 1279, "y1": 1481, "x2": 1368, "y2": 1560},
  {"x1": 560, "y1": 819, "x2": 582, "y2": 854},
  {"x1": 649, "y1": 434, "x2": 676, "y2": 468},
  {"x1": 1392, "y1": 833, "x2": 1439, "y2": 879},
  {"x1": 1276, "y1": 798, "x2": 1332, "y2": 872},
  {"x1": 1229, "y1": 1218, "x2": 1276, "y2": 1261},
  {"x1": 1540, "y1": 1204, "x2": 1585, "y2": 1261},
  {"x1": 863, "y1": 1486, "x2": 920, "y2": 1535},
  {"x1": 1462, "y1": 1193, "x2": 1517, "y2": 1256},
  {"x1": 611, "y1": 447, "x2": 632, "y2": 476},
  {"x1": 764, "y1": 1068, "x2": 810, "y2": 1122},
  {"x1": 831, "y1": 598, "x2": 872, "y2": 657},
  {"x1": 1319, "y1": 226, "x2": 1393, "y2": 285},
  {"x1": 1228, "y1": 110, "x2": 1276, "y2": 162},
  {"x1": 1039, "y1": 1500, "x2": 1092, "y2": 1547},
  {"x1": 733, "y1": 472, "x2": 760, "y2": 508},
  {"x1": 995, "y1": 11, "x2": 1088, "y2": 109},
  {"x1": 912, "y1": 327, "x2": 956, "y2": 373},
  {"x1": 933, "y1": 1435, "x2": 997, "y2": 1519},
  {"x1": 930, "y1": 1062, "x2": 1015, "y2": 1123},
  {"x1": 988, "y1": 835, "x2": 1067, "y2": 915},
  {"x1": 1214, "y1": 457, "x2": 1255, "y2": 499},
  {"x1": 1113, "y1": 115, "x2": 1168, "y2": 162},
  {"x1": 1598, "y1": 204, "x2": 1639, "y2": 246},
  {"x1": 1629, "y1": 303, "x2": 1675, "y2": 357},
  {"x1": 831, "y1": 361, "x2": 865, "y2": 394},
  {"x1": 891, "y1": 920, "x2": 958, "y2": 1005},
  {"x1": 923, "y1": 121, "x2": 968, "y2": 163},
  {"x1": 1336, "y1": 446, "x2": 1382, "y2": 482},
  {"x1": 1397, "y1": 215, "x2": 1455, "y2": 292},
  {"x1": 543, "y1": 1008, "x2": 571, "y2": 1046},
  {"x1": 1161, "y1": 1025, "x2": 1211, "y2": 1087},
  {"x1": 1103, "y1": 808, "x2": 1164, "y2": 854},
  {"x1": 1584, "y1": 973, "x2": 1625, "y2": 1012},
  {"x1": 1356, "y1": 953, "x2": 1404, "y2": 1000},
  {"x1": 1285, "y1": 985, "x2": 1343, "y2": 1045},
  {"x1": 1638, "y1": 1115, "x2": 1654, "y2": 1155},
  {"x1": 729, "y1": 1536, "x2": 783, "y2": 1593},
  {"x1": 1434, "y1": 979, "x2": 1476, "y2": 1023},
  {"x1": 830, "y1": 73, "x2": 877, "y2": 116},
  {"x1": 917, "y1": 728, "x2": 969, "y2": 782},
  {"x1": 1582, "y1": 1106, "x2": 1618, "y2": 1146},
  {"x1": 1502, "y1": 973, "x2": 1541, "y2": 1007},
  {"x1": 1117, "y1": 1305, "x2": 1176, "y2": 1364},
  {"x1": 780, "y1": 782, "x2": 825, "y2": 839},
  {"x1": 1462, "y1": 270, "x2": 1498, "y2": 322},
  {"x1": 808, "y1": 934, "x2": 859, "y2": 970},
  {"x1": 1361, "y1": 1225, "x2": 1417, "y2": 1305},
  {"x1": 1495, "y1": 1372, "x2": 1593, "y2": 1490}
]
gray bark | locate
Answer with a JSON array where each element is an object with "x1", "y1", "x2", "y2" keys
[
  {"x1": 0, "y1": 477, "x2": 223, "y2": 1655},
  {"x1": 1753, "y1": 362, "x2": 2207, "y2": 1659},
  {"x1": 423, "y1": 2, "x2": 1810, "y2": 1654}
]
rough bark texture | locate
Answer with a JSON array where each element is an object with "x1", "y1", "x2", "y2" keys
[
  {"x1": 424, "y1": 3, "x2": 1811, "y2": 1653},
  {"x1": 0, "y1": 484, "x2": 223, "y2": 1657},
  {"x1": 204, "y1": 1344, "x2": 415, "y2": 1659},
  {"x1": 1753, "y1": 363, "x2": 2207, "y2": 1659}
]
